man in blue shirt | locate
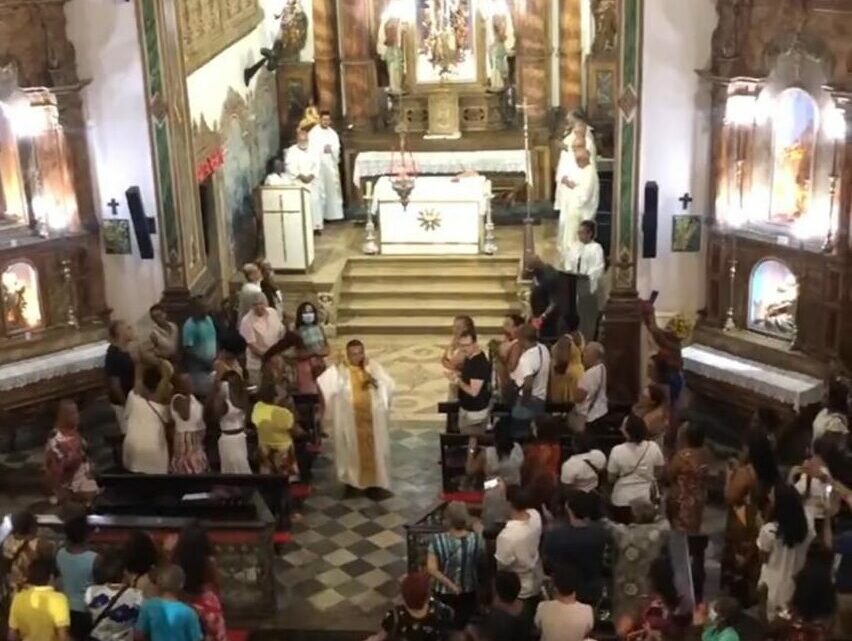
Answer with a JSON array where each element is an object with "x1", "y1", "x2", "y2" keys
[
  {"x1": 135, "y1": 564, "x2": 202, "y2": 641},
  {"x1": 181, "y1": 297, "x2": 217, "y2": 396}
]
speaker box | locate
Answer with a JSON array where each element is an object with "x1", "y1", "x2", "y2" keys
[
  {"x1": 125, "y1": 186, "x2": 155, "y2": 259},
  {"x1": 642, "y1": 181, "x2": 658, "y2": 259}
]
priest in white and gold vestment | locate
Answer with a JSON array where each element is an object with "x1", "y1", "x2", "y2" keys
[{"x1": 317, "y1": 339, "x2": 395, "y2": 491}]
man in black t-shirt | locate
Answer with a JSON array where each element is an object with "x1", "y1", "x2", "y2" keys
[
  {"x1": 448, "y1": 329, "x2": 492, "y2": 433},
  {"x1": 105, "y1": 320, "x2": 136, "y2": 434}
]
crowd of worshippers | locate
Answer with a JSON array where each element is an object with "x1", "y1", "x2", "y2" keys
[
  {"x1": 44, "y1": 259, "x2": 331, "y2": 505},
  {"x1": 374, "y1": 312, "x2": 852, "y2": 641},
  {"x1": 1, "y1": 507, "x2": 236, "y2": 641}
]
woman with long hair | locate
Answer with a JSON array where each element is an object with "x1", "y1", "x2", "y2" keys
[
  {"x1": 607, "y1": 414, "x2": 665, "y2": 524},
  {"x1": 770, "y1": 556, "x2": 836, "y2": 641},
  {"x1": 758, "y1": 484, "x2": 814, "y2": 621},
  {"x1": 214, "y1": 371, "x2": 251, "y2": 473},
  {"x1": 633, "y1": 383, "x2": 670, "y2": 448},
  {"x1": 169, "y1": 373, "x2": 209, "y2": 474},
  {"x1": 123, "y1": 531, "x2": 159, "y2": 598},
  {"x1": 548, "y1": 331, "x2": 585, "y2": 404},
  {"x1": 720, "y1": 430, "x2": 779, "y2": 607},
  {"x1": 173, "y1": 522, "x2": 227, "y2": 641}
]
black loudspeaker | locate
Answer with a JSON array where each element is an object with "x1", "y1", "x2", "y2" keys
[
  {"x1": 125, "y1": 187, "x2": 155, "y2": 259},
  {"x1": 642, "y1": 181, "x2": 659, "y2": 259}
]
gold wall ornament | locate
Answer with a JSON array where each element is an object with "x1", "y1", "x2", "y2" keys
[
  {"x1": 417, "y1": 208, "x2": 442, "y2": 231},
  {"x1": 178, "y1": 0, "x2": 263, "y2": 74}
]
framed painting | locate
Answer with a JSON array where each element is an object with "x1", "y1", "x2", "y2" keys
[
  {"x1": 102, "y1": 219, "x2": 132, "y2": 255},
  {"x1": 671, "y1": 215, "x2": 702, "y2": 253}
]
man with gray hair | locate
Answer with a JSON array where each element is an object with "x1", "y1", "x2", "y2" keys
[
  {"x1": 568, "y1": 341, "x2": 608, "y2": 432},
  {"x1": 239, "y1": 291, "x2": 284, "y2": 385},
  {"x1": 237, "y1": 262, "x2": 263, "y2": 320}
]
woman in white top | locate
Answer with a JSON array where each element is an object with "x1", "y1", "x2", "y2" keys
[
  {"x1": 812, "y1": 379, "x2": 849, "y2": 443},
  {"x1": 561, "y1": 432, "x2": 606, "y2": 493},
  {"x1": 216, "y1": 372, "x2": 251, "y2": 473},
  {"x1": 757, "y1": 483, "x2": 814, "y2": 620},
  {"x1": 170, "y1": 373, "x2": 209, "y2": 474},
  {"x1": 607, "y1": 414, "x2": 665, "y2": 523},
  {"x1": 123, "y1": 364, "x2": 172, "y2": 474}
]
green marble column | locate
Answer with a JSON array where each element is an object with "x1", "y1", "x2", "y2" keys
[{"x1": 601, "y1": 0, "x2": 644, "y2": 406}]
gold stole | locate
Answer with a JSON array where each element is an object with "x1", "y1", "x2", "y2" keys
[{"x1": 348, "y1": 365, "x2": 377, "y2": 487}]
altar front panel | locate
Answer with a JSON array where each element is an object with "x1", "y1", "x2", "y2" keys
[
  {"x1": 373, "y1": 176, "x2": 488, "y2": 255},
  {"x1": 259, "y1": 187, "x2": 315, "y2": 272}
]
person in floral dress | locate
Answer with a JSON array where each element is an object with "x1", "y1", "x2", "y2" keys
[{"x1": 44, "y1": 399, "x2": 99, "y2": 505}]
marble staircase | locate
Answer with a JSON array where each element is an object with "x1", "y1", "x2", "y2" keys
[{"x1": 335, "y1": 256, "x2": 523, "y2": 336}]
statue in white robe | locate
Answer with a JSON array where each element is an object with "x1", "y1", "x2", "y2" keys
[
  {"x1": 308, "y1": 114, "x2": 344, "y2": 222},
  {"x1": 317, "y1": 341, "x2": 395, "y2": 491},
  {"x1": 377, "y1": 15, "x2": 405, "y2": 94},
  {"x1": 565, "y1": 221, "x2": 606, "y2": 340},
  {"x1": 556, "y1": 147, "x2": 600, "y2": 267},
  {"x1": 285, "y1": 129, "x2": 323, "y2": 231}
]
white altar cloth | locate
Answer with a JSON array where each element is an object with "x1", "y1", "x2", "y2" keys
[
  {"x1": 682, "y1": 344, "x2": 824, "y2": 410},
  {"x1": 371, "y1": 175, "x2": 490, "y2": 255},
  {"x1": 353, "y1": 150, "x2": 526, "y2": 185},
  {"x1": 0, "y1": 340, "x2": 108, "y2": 392}
]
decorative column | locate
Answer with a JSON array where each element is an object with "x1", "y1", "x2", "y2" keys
[
  {"x1": 313, "y1": 0, "x2": 340, "y2": 117},
  {"x1": 336, "y1": 0, "x2": 376, "y2": 128},
  {"x1": 600, "y1": 0, "x2": 643, "y2": 406},
  {"x1": 135, "y1": 0, "x2": 206, "y2": 318},
  {"x1": 514, "y1": 0, "x2": 549, "y2": 125},
  {"x1": 559, "y1": 0, "x2": 582, "y2": 110}
]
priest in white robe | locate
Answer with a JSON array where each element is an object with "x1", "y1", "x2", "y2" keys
[
  {"x1": 317, "y1": 339, "x2": 395, "y2": 492},
  {"x1": 308, "y1": 111, "x2": 344, "y2": 223},
  {"x1": 285, "y1": 129, "x2": 323, "y2": 232},
  {"x1": 556, "y1": 146, "x2": 600, "y2": 266},
  {"x1": 565, "y1": 220, "x2": 606, "y2": 341}
]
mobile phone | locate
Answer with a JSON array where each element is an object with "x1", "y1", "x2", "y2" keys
[
  {"x1": 649, "y1": 290, "x2": 659, "y2": 304},
  {"x1": 825, "y1": 484, "x2": 834, "y2": 501},
  {"x1": 484, "y1": 478, "x2": 499, "y2": 491}
]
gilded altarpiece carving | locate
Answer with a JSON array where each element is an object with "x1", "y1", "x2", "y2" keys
[{"x1": 178, "y1": 0, "x2": 263, "y2": 74}]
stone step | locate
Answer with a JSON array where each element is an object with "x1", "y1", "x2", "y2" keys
[
  {"x1": 339, "y1": 298, "x2": 519, "y2": 317},
  {"x1": 343, "y1": 265, "x2": 518, "y2": 279},
  {"x1": 346, "y1": 255, "x2": 518, "y2": 265},
  {"x1": 339, "y1": 281, "x2": 517, "y2": 295},
  {"x1": 336, "y1": 315, "x2": 508, "y2": 335}
]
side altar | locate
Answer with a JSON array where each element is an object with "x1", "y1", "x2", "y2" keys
[{"x1": 368, "y1": 175, "x2": 493, "y2": 255}]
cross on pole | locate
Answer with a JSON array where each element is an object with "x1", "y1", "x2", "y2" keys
[
  {"x1": 678, "y1": 192, "x2": 694, "y2": 211},
  {"x1": 107, "y1": 198, "x2": 120, "y2": 216}
]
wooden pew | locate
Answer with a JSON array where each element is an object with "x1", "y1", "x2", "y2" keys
[
  {"x1": 95, "y1": 472, "x2": 292, "y2": 528},
  {"x1": 436, "y1": 400, "x2": 575, "y2": 433}
]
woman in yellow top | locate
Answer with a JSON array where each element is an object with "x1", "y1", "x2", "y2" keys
[
  {"x1": 548, "y1": 331, "x2": 585, "y2": 404},
  {"x1": 251, "y1": 381, "x2": 302, "y2": 478}
]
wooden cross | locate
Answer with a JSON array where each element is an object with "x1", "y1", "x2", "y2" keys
[
  {"x1": 107, "y1": 198, "x2": 120, "y2": 216},
  {"x1": 678, "y1": 192, "x2": 694, "y2": 211}
]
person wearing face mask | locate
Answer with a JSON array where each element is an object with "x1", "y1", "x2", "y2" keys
[
  {"x1": 285, "y1": 128, "x2": 323, "y2": 233},
  {"x1": 294, "y1": 301, "x2": 329, "y2": 394}
]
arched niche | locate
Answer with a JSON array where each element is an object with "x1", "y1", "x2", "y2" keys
[
  {"x1": 747, "y1": 258, "x2": 797, "y2": 340},
  {"x1": 1, "y1": 260, "x2": 43, "y2": 334}
]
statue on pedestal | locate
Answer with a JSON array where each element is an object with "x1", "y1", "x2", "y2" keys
[
  {"x1": 277, "y1": 0, "x2": 309, "y2": 60},
  {"x1": 378, "y1": 15, "x2": 405, "y2": 95},
  {"x1": 484, "y1": 2, "x2": 515, "y2": 92},
  {"x1": 591, "y1": 0, "x2": 617, "y2": 55}
]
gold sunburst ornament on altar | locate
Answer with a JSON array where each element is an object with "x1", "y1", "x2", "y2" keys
[{"x1": 418, "y1": 208, "x2": 442, "y2": 231}]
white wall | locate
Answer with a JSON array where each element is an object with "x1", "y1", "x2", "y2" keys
[
  {"x1": 636, "y1": 0, "x2": 717, "y2": 316},
  {"x1": 186, "y1": 0, "x2": 307, "y2": 124},
  {"x1": 65, "y1": 1, "x2": 164, "y2": 327}
]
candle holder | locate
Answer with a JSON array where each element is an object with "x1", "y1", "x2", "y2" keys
[
  {"x1": 723, "y1": 234, "x2": 738, "y2": 332},
  {"x1": 483, "y1": 188, "x2": 497, "y2": 255},
  {"x1": 822, "y1": 173, "x2": 839, "y2": 254},
  {"x1": 362, "y1": 181, "x2": 378, "y2": 255},
  {"x1": 60, "y1": 256, "x2": 79, "y2": 328}
]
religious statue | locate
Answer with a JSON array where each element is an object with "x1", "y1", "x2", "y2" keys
[
  {"x1": 712, "y1": 0, "x2": 752, "y2": 66},
  {"x1": 419, "y1": 0, "x2": 471, "y2": 77},
  {"x1": 298, "y1": 102, "x2": 321, "y2": 130},
  {"x1": 377, "y1": 14, "x2": 405, "y2": 94},
  {"x1": 276, "y1": 0, "x2": 309, "y2": 60},
  {"x1": 591, "y1": 0, "x2": 617, "y2": 55},
  {"x1": 484, "y1": 3, "x2": 515, "y2": 91}
]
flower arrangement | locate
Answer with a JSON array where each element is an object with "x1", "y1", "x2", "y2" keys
[{"x1": 196, "y1": 147, "x2": 226, "y2": 183}]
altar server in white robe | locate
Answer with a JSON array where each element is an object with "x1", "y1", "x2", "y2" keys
[
  {"x1": 285, "y1": 129, "x2": 323, "y2": 232},
  {"x1": 565, "y1": 220, "x2": 606, "y2": 341},
  {"x1": 264, "y1": 158, "x2": 291, "y2": 186},
  {"x1": 556, "y1": 146, "x2": 600, "y2": 266},
  {"x1": 308, "y1": 111, "x2": 345, "y2": 223},
  {"x1": 317, "y1": 339, "x2": 395, "y2": 492}
]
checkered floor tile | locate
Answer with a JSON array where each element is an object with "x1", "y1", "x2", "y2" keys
[{"x1": 275, "y1": 425, "x2": 441, "y2": 628}]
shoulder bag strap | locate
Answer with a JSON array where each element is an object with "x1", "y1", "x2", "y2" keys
[
  {"x1": 623, "y1": 443, "x2": 651, "y2": 479},
  {"x1": 90, "y1": 585, "x2": 129, "y2": 633}
]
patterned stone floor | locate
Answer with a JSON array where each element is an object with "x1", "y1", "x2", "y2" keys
[{"x1": 272, "y1": 424, "x2": 442, "y2": 631}]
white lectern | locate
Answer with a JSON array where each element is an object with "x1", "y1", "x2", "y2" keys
[{"x1": 258, "y1": 186, "x2": 315, "y2": 271}]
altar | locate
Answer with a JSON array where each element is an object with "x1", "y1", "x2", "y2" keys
[{"x1": 369, "y1": 175, "x2": 492, "y2": 255}]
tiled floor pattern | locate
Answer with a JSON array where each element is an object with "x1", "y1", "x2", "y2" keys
[{"x1": 273, "y1": 425, "x2": 442, "y2": 630}]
